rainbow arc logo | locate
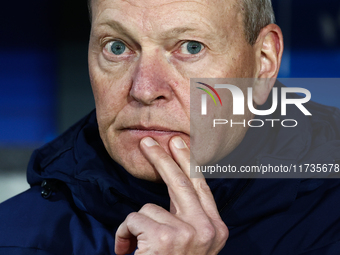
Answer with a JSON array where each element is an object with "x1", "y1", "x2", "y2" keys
[
  {"x1": 196, "y1": 82, "x2": 222, "y2": 115},
  {"x1": 196, "y1": 82, "x2": 223, "y2": 106}
]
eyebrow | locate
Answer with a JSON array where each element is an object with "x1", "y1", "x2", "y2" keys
[
  {"x1": 97, "y1": 20, "x2": 129, "y2": 34},
  {"x1": 160, "y1": 27, "x2": 197, "y2": 38},
  {"x1": 96, "y1": 20, "x2": 208, "y2": 40}
]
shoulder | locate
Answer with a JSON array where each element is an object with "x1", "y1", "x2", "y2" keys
[
  {"x1": 222, "y1": 179, "x2": 340, "y2": 255},
  {"x1": 0, "y1": 185, "x2": 76, "y2": 253},
  {"x1": 0, "y1": 183, "x2": 115, "y2": 254}
]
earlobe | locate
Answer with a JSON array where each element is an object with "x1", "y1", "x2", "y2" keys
[{"x1": 253, "y1": 24, "x2": 284, "y2": 105}]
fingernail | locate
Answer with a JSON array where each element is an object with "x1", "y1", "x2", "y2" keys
[
  {"x1": 172, "y1": 137, "x2": 187, "y2": 149},
  {"x1": 142, "y1": 137, "x2": 159, "y2": 147}
]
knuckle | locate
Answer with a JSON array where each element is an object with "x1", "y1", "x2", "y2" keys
[
  {"x1": 158, "y1": 151, "x2": 171, "y2": 162},
  {"x1": 125, "y1": 212, "x2": 139, "y2": 223},
  {"x1": 219, "y1": 223, "x2": 229, "y2": 242},
  {"x1": 139, "y1": 203, "x2": 165, "y2": 217},
  {"x1": 195, "y1": 223, "x2": 216, "y2": 247},
  {"x1": 172, "y1": 175, "x2": 193, "y2": 189},
  {"x1": 196, "y1": 180, "x2": 211, "y2": 193},
  {"x1": 157, "y1": 225, "x2": 195, "y2": 248},
  {"x1": 178, "y1": 225, "x2": 195, "y2": 244},
  {"x1": 201, "y1": 224, "x2": 216, "y2": 241},
  {"x1": 140, "y1": 203, "x2": 157, "y2": 212},
  {"x1": 158, "y1": 227, "x2": 174, "y2": 246},
  {"x1": 215, "y1": 221, "x2": 229, "y2": 247},
  {"x1": 181, "y1": 156, "x2": 191, "y2": 167}
]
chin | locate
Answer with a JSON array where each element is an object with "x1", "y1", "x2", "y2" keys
[
  {"x1": 102, "y1": 127, "x2": 190, "y2": 182},
  {"x1": 104, "y1": 138, "x2": 168, "y2": 183},
  {"x1": 118, "y1": 152, "x2": 164, "y2": 182}
]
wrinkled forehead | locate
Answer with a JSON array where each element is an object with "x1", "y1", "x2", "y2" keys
[
  {"x1": 90, "y1": 0, "x2": 236, "y2": 8},
  {"x1": 90, "y1": 0, "x2": 243, "y2": 36}
]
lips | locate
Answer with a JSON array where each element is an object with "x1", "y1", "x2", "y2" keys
[
  {"x1": 120, "y1": 125, "x2": 187, "y2": 139},
  {"x1": 124, "y1": 125, "x2": 177, "y2": 132},
  {"x1": 115, "y1": 123, "x2": 190, "y2": 154}
]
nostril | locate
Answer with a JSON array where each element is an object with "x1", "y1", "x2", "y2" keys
[{"x1": 156, "y1": 96, "x2": 165, "y2": 100}]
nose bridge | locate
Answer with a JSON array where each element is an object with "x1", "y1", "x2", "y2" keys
[{"x1": 130, "y1": 49, "x2": 172, "y2": 105}]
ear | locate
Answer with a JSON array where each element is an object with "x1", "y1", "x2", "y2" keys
[{"x1": 252, "y1": 24, "x2": 284, "y2": 105}]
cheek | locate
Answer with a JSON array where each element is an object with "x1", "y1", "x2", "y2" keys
[
  {"x1": 171, "y1": 55, "x2": 226, "y2": 79},
  {"x1": 90, "y1": 73, "x2": 132, "y2": 137},
  {"x1": 89, "y1": 53, "x2": 134, "y2": 112},
  {"x1": 190, "y1": 89, "x2": 233, "y2": 164},
  {"x1": 89, "y1": 47, "x2": 134, "y2": 99},
  {"x1": 190, "y1": 76, "x2": 254, "y2": 165}
]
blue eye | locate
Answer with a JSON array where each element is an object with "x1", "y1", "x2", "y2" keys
[
  {"x1": 186, "y1": 41, "x2": 202, "y2": 54},
  {"x1": 180, "y1": 41, "x2": 204, "y2": 55},
  {"x1": 110, "y1": 41, "x2": 126, "y2": 55}
]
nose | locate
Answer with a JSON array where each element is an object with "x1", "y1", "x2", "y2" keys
[{"x1": 129, "y1": 52, "x2": 173, "y2": 105}]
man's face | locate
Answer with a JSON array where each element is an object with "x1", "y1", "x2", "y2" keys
[{"x1": 88, "y1": 0, "x2": 257, "y2": 181}]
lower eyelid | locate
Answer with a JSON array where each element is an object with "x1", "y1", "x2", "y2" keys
[
  {"x1": 102, "y1": 48, "x2": 136, "y2": 63},
  {"x1": 173, "y1": 51, "x2": 206, "y2": 63}
]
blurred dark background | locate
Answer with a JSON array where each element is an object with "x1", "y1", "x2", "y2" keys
[
  {"x1": 0, "y1": 0, "x2": 93, "y2": 201},
  {"x1": 0, "y1": 0, "x2": 340, "y2": 202}
]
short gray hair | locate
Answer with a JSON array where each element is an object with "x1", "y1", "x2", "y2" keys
[
  {"x1": 87, "y1": 0, "x2": 276, "y2": 45},
  {"x1": 242, "y1": 0, "x2": 276, "y2": 45}
]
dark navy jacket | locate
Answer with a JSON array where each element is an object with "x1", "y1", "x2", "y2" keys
[{"x1": 1, "y1": 95, "x2": 340, "y2": 254}]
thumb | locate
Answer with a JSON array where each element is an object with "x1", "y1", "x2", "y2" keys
[{"x1": 115, "y1": 222, "x2": 137, "y2": 255}]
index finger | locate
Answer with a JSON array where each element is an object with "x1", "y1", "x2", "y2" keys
[
  {"x1": 140, "y1": 136, "x2": 204, "y2": 215},
  {"x1": 168, "y1": 136, "x2": 222, "y2": 220}
]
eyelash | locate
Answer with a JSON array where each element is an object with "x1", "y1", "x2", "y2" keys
[
  {"x1": 104, "y1": 40, "x2": 130, "y2": 53},
  {"x1": 178, "y1": 41, "x2": 205, "y2": 55},
  {"x1": 101, "y1": 39, "x2": 205, "y2": 61},
  {"x1": 102, "y1": 39, "x2": 134, "y2": 62}
]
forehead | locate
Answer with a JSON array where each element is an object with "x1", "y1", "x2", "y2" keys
[
  {"x1": 91, "y1": 0, "x2": 235, "y2": 11},
  {"x1": 91, "y1": 0, "x2": 243, "y2": 38}
]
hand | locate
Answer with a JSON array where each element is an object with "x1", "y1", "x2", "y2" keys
[{"x1": 115, "y1": 136, "x2": 229, "y2": 255}]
